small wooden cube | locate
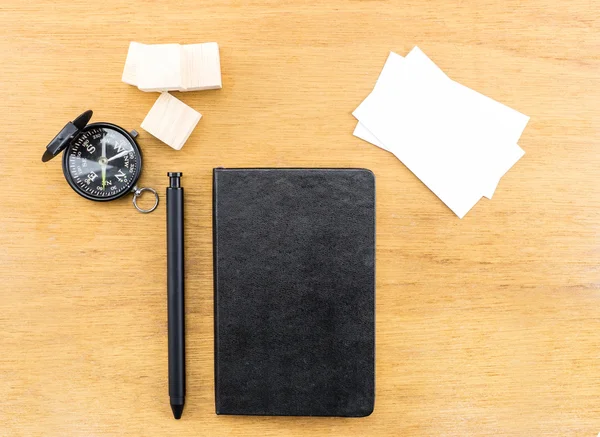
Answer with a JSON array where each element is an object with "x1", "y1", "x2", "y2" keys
[
  {"x1": 137, "y1": 44, "x2": 182, "y2": 92},
  {"x1": 180, "y1": 42, "x2": 222, "y2": 91},
  {"x1": 141, "y1": 93, "x2": 201, "y2": 150},
  {"x1": 122, "y1": 41, "x2": 145, "y2": 86}
]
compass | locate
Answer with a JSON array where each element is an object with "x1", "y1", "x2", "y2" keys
[{"x1": 41, "y1": 110, "x2": 158, "y2": 213}]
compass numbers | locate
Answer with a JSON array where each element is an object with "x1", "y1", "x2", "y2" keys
[
  {"x1": 81, "y1": 138, "x2": 96, "y2": 154},
  {"x1": 115, "y1": 169, "x2": 128, "y2": 183},
  {"x1": 96, "y1": 179, "x2": 114, "y2": 191},
  {"x1": 85, "y1": 171, "x2": 98, "y2": 185}
]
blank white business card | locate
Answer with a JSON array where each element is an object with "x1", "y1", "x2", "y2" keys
[{"x1": 353, "y1": 48, "x2": 529, "y2": 212}]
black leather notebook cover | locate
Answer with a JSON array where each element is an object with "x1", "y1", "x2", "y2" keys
[{"x1": 213, "y1": 168, "x2": 375, "y2": 417}]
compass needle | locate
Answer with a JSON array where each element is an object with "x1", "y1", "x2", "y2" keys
[
  {"x1": 107, "y1": 150, "x2": 131, "y2": 163},
  {"x1": 101, "y1": 136, "x2": 107, "y2": 159},
  {"x1": 100, "y1": 136, "x2": 108, "y2": 190}
]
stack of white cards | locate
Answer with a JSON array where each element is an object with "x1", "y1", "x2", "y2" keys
[
  {"x1": 122, "y1": 42, "x2": 222, "y2": 92},
  {"x1": 353, "y1": 47, "x2": 529, "y2": 218},
  {"x1": 122, "y1": 41, "x2": 222, "y2": 150}
]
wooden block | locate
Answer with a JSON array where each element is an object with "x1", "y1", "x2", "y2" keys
[
  {"x1": 122, "y1": 41, "x2": 146, "y2": 86},
  {"x1": 141, "y1": 92, "x2": 201, "y2": 150},
  {"x1": 137, "y1": 44, "x2": 182, "y2": 92},
  {"x1": 180, "y1": 42, "x2": 222, "y2": 91}
]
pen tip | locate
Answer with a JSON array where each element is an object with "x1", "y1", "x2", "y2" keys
[{"x1": 171, "y1": 403, "x2": 184, "y2": 419}]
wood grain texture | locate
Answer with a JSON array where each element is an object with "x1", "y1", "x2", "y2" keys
[
  {"x1": 0, "y1": 1, "x2": 598, "y2": 435},
  {"x1": 141, "y1": 92, "x2": 202, "y2": 150}
]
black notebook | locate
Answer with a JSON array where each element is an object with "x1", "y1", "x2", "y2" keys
[{"x1": 213, "y1": 168, "x2": 375, "y2": 417}]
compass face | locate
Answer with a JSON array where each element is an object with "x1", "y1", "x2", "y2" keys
[{"x1": 63, "y1": 123, "x2": 142, "y2": 201}]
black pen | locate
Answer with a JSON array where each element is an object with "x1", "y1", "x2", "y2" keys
[{"x1": 167, "y1": 172, "x2": 185, "y2": 419}]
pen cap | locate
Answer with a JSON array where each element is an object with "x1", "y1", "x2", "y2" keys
[{"x1": 168, "y1": 172, "x2": 183, "y2": 188}]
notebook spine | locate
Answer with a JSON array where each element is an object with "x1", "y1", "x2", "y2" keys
[{"x1": 212, "y1": 168, "x2": 221, "y2": 414}]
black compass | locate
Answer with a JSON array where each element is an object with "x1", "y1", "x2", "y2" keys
[{"x1": 42, "y1": 110, "x2": 158, "y2": 213}]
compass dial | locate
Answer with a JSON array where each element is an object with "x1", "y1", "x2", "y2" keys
[{"x1": 63, "y1": 124, "x2": 142, "y2": 201}]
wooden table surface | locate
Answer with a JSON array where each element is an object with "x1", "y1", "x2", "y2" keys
[{"x1": 1, "y1": 1, "x2": 598, "y2": 436}]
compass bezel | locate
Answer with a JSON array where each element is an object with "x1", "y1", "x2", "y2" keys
[{"x1": 61, "y1": 122, "x2": 143, "y2": 202}]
